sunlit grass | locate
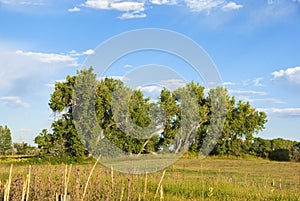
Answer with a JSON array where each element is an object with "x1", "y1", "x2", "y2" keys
[{"x1": 0, "y1": 156, "x2": 299, "y2": 200}]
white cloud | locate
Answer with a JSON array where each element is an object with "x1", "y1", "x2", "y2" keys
[
  {"x1": 68, "y1": 6, "x2": 80, "y2": 12},
  {"x1": 258, "y1": 108, "x2": 300, "y2": 118},
  {"x1": 233, "y1": 97, "x2": 284, "y2": 104},
  {"x1": 83, "y1": 0, "x2": 146, "y2": 19},
  {"x1": 83, "y1": 0, "x2": 110, "y2": 10},
  {"x1": 119, "y1": 11, "x2": 146, "y2": 19},
  {"x1": 44, "y1": 79, "x2": 67, "y2": 88},
  {"x1": 83, "y1": 0, "x2": 144, "y2": 12},
  {"x1": 222, "y1": 2, "x2": 243, "y2": 11},
  {"x1": 81, "y1": 0, "x2": 245, "y2": 19},
  {"x1": 223, "y1": 81, "x2": 235, "y2": 86},
  {"x1": 0, "y1": 96, "x2": 29, "y2": 108},
  {"x1": 150, "y1": 0, "x2": 177, "y2": 5},
  {"x1": 124, "y1": 64, "x2": 132, "y2": 68},
  {"x1": 44, "y1": 83, "x2": 55, "y2": 88},
  {"x1": 0, "y1": 0, "x2": 43, "y2": 6},
  {"x1": 136, "y1": 79, "x2": 186, "y2": 100},
  {"x1": 137, "y1": 84, "x2": 164, "y2": 100},
  {"x1": 0, "y1": 43, "x2": 93, "y2": 91},
  {"x1": 249, "y1": 0, "x2": 298, "y2": 27},
  {"x1": 138, "y1": 85, "x2": 163, "y2": 93},
  {"x1": 252, "y1": 98, "x2": 284, "y2": 104},
  {"x1": 82, "y1": 49, "x2": 95, "y2": 55},
  {"x1": 111, "y1": 1, "x2": 145, "y2": 12},
  {"x1": 159, "y1": 79, "x2": 186, "y2": 91},
  {"x1": 242, "y1": 77, "x2": 264, "y2": 87},
  {"x1": 252, "y1": 77, "x2": 264, "y2": 86},
  {"x1": 184, "y1": 0, "x2": 224, "y2": 13},
  {"x1": 0, "y1": 48, "x2": 41, "y2": 90},
  {"x1": 272, "y1": 66, "x2": 300, "y2": 86},
  {"x1": 69, "y1": 49, "x2": 95, "y2": 56},
  {"x1": 15, "y1": 50, "x2": 78, "y2": 66},
  {"x1": 228, "y1": 89, "x2": 268, "y2": 96}
]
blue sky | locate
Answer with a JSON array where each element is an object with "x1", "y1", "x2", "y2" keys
[{"x1": 0, "y1": 0, "x2": 300, "y2": 144}]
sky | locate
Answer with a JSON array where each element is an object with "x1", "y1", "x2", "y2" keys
[{"x1": 0, "y1": 0, "x2": 300, "y2": 144}]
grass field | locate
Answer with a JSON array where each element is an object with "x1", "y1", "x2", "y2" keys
[{"x1": 0, "y1": 156, "x2": 299, "y2": 200}]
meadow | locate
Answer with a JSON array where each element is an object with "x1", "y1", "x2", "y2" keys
[{"x1": 0, "y1": 156, "x2": 299, "y2": 200}]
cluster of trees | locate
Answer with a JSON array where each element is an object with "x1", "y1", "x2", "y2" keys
[
  {"x1": 0, "y1": 125, "x2": 37, "y2": 156},
  {"x1": 251, "y1": 137, "x2": 300, "y2": 161},
  {"x1": 12, "y1": 142, "x2": 38, "y2": 155},
  {"x1": 0, "y1": 125, "x2": 12, "y2": 155},
  {"x1": 35, "y1": 68, "x2": 277, "y2": 160}
]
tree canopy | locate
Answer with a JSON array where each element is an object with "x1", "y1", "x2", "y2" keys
[
  {"x1": 0, "y1": 125, "x2": 12, "y2": 155},
  {"x1": 34, "y1": 68, "x2": 273, "y2": 159}
]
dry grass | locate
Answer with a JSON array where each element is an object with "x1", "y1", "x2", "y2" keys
[{"x1": 0, "y1": 157, "x2": 299, "y2": 200}]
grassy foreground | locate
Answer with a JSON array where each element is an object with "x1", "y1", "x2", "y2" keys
[{"x1": 0, "y1": 156, "x2": 299, "y2": 200}]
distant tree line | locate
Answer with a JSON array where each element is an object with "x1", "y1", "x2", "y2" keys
[
  {"x1": 0, "y1": 125, "x2": 37, "y2": 156},
  {"x1": 33, "y1": 68, "x2": 299, "y2": 162},
  {"x1": 250, "y1": 137, "x2": 300, "y2": 161},
  {"x1": 0, "y1": 125, "x2": 12, "y2": 155}
]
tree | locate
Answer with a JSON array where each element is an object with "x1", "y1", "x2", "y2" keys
[
  {"x1": 92, "y1": 78, "x2": 160, "y2": 156},
  {"x1": 192, "y1": 87, "x2": 268, "y2": 156},
  {"x1": 269, "y1": 149, "x2": 290, "y2": 161},
  {"x1": 0, "y1": 125, "x2": 12, "y2": 155},
  {"x1": 35, "y1": 68, "x2": 269, "y2": 158},
  {"x1": 35, "y1": 72, "x2": 87, "y2": 158},
  {"x1": 269, "y1": 138, "x2": 299, "y2": 161},
  {"x1": 250, "y1": 137, "x2": 272, "y2": 158},
  {"x1": 49, "y1": 73, "x2": 86, "y2": 157},
  {"x1": 13, "y1": 142, "x2": 38, "y2": 155}
]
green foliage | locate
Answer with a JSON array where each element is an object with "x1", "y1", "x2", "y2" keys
[
  {"x1": 35, "y1": 71, "x2": 87, "y2": 158},
  {"x1": 250, "y1": 137, "x2": 272, "y2": 158},
  {"x1": 269, "y1": 149, "x2": 290, "y2": 161},
  {"x1": 250, "y1": 137, "x2": 300, "y2": 161},
  {"x1": 12, "y1": 142, "x2": 38, "y2": 155},
  {"x1": 35, "y1": 68, "x2": 273, "y2": 160},
  {"x1": 0, "y1": 125, "x2": 12, "y2": 155},
  {"x1": 210, "y1": 90, "x2": 267, "y2": 156}
]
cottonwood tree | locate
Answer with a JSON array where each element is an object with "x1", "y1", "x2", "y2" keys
[
  {"x1": 35, "y1": 74, "x2": 86, "y2": 157},
  {"x1": 0, "y1": 125, "x2": 12, "y2": 155},
  {"x1": 212, "y1": 92, "x2": 267, "y2": 156},
  {"x1": 35, "y1": 68, "x2": 269, "y2": 158}
]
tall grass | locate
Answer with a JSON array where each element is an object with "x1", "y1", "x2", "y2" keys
[{"x1": 0, "y1": 157, "x2": 299, "y2": 200}]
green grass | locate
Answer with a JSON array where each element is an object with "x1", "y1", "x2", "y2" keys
[{"x1": 0, "y1": 156, "x2": 299, "y2": 200}]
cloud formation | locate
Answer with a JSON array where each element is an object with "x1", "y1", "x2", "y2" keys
[
  {"x1": 0, "y1": 0, "x2": 43, "y2": 6},
  {"x1": 83, "y1": 0, "x2": 146, "y2": 19},
  {"x1": 258, "y1": 107, "x2": 300, "y2": 118},
  {"x1": 77, "y1": 0, "x2": 243, "y2": 19},
  {"x1": 150, "y1": 0, "x2": 177, "y2": 5},
  {"x1": 223, "y1": 81, "x2": 235, "y2": 86},
  {"x1": 184, "y1": 0, "x2": 225, "y2": 13},
  {"x1": 119, "y1": 11, "x2": 147, "y2": 19},
  {"x1": 0, "y1": 44, "x2": 93, "y2": 92},
  {"x1": 0, "y1": 96, "x2": 29, "y2": 108},
  {"x1": 68, "y1": 6, "x2": 80, "y2": 12},
  {"x1": 222, "y1": 2, "x2": 243, "y2": 11},
  {"x1": 272, "y1": 66, "x2": 300, "y2": 86},
  {"x1": 229, "y1": 89, "x2": 267, "y2": 96},
  {"x1": 159, "y1": 79, "x2": 186, "y2": 90},
  {"x1": 15, "y1": 50, "x2": 78, "y2": 66},
  {"x1": 227, "y1": 89, "x2": 284, "y2": 104}
]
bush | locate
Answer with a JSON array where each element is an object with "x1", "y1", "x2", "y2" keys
[{"x1": 269, "y1": 149, "x2": 290, "y2": 161}]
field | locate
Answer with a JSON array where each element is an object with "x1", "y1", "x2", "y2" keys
[{"x1": 0, "y1": 156, "x2": 299, "y2": 200}]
